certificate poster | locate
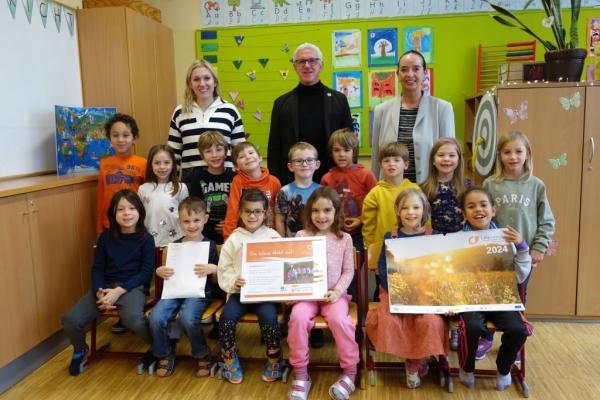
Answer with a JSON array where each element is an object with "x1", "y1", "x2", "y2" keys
[
  {"x1": 240, "y1": 237, "x2": 328, "y2": 303},
  {"x1": 161, "y1": 241, "x2": 209, "y2": 299},
  {"x1": 385, "y1": 230, "x2": 523, "y2": 314}
]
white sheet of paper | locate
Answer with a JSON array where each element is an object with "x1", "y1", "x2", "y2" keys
[{"x1": 161, "y1": 241, "x2": 209, "y2": 299}]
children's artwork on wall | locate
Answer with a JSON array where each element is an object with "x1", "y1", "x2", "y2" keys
[
  {"x1": 333, "y1": 71, "x2": 362, "y2": 108},
  {"x1": 422, "y1": 67, "x2": 434, "y2": 96},
  {"x1": 587, "y1": 17, "x2": 600, "y2": 56},
  {"x1": 369, "y1": 110, "x2": 374, "y2": 147},
  {"x1": 368, "y1": 28, "x2": 398, "y2": 67},
  {"x1": 332, "y1": 30, "x2": 361, "y2": 68},
  {"x1": 54, "y1": 106, "x2": 116, "y2": 176},
  {"x1": 368, "y1": 69, "x2": 397, "y2": 108},
  {"x1": 403, "y1": 26, "x2": 433, "y2": 64},
  {"x1": 351, "y1": 111, "x2": 362, "y2": 148}
]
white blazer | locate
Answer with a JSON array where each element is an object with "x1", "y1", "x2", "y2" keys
[{"x1": 371, "y1": 95, "x2": 455, "y2": 183}]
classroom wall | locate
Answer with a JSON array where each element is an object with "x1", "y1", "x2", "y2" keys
[{"x1": 147, "y1": 1, "x2": 599, "y2": 153}]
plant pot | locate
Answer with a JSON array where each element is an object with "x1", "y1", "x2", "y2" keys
[{"x1": 544, "y1": 48, "x2": 587, "y2": 82}]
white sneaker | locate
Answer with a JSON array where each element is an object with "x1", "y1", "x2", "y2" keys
[{"x1": 406, "y1": 371, "x2": 421, "y2": 389}]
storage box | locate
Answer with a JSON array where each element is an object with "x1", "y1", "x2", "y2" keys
[{"x1": 498, "y1": 63, "x2": 524, "y2": 83}]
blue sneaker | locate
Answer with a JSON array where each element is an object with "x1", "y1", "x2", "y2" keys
[{"x1": 69, "y1": 345, "x2": 89, "y2": 376}]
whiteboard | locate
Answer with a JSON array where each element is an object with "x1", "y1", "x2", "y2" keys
[{"x1": 0, "y1": 1, "x2": 82, "y2": 177}]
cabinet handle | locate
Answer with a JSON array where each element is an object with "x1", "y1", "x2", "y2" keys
[
  {"x1": 591, "y1": 137, "x2": 596, "y2": 164},
  {"x1": 21, "y1": 211, "x2": 29, "y2": 216}
]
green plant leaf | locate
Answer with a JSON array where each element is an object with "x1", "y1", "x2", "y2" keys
[{"x1": 492, "y1": 15, "x2": 518, "y2": 28}]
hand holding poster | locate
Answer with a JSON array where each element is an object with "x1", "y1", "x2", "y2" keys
[
  {"x1": 161, "y1": 241, "x2": 209, "y2": 299},
  {"x1": 240, "y1": 237, "x2": 328, "y2": 303},
  {"x1": 385, "y1": 230, "x2": 524, "y2": 314}
]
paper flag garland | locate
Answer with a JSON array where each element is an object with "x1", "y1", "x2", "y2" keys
[
  {"x1": 253, "y1": 110, "x2": 262, "y2": 121},
  {"x1": 548, "y1": 153, "x2": 567, "y2": 170},
  {"x1": 23, "y1": 0, "x2": 33, "y2": 23},
  {"x1": 52, "y1": 2, "x2": 62, "y2": 33},
  {"x1": 281, "y1": 43, "x2": 290, "y2": 53},
  {"x1": 8, "y1": 0, "x2": 17, "y2": 18},
  {"x1": 280, "y1": 70, "x2": 289, "y2": 79},
  {"x1": 234, "y1": 35, "x2": 245, "y2": 46},
  {"x1": 39, "y1": 0, "x2": 48, "y2": 28},
  {"x1": 258, "y1": 58, "x2": 269, "y2": 68},
  {"x1": 235, "y1": 100, "x2": 245, "y2": 109},
  {"x1": 229, "y1": 91, "x2": 239, "y2": 101},
  {"x1": 65, "y1": 9, "x2": 75, "y2": 36},
  {"x1": 233, "y1": 60, "x2": 243, "y2": 70},
  {"x1": 246, "y1": 70, "x2": 256, "y2": 81}
]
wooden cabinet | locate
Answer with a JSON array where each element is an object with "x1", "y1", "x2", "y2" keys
[
  {"x1": 468, "y1": 83, "x2": 599, "y2": 317},
  {"x1": 0, "y1": 179, "x2": 97, "y2": 368},
  {"x1": 77, "y1": 6, "x2": 177, "y2": 159}
]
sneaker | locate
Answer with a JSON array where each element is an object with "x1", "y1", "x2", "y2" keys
[
  {"x1": 450, "y1": 329, "x2": 459, "y2": 351},
  {"x1": 459, "y1": 368, "x2": 475, "y2": 389},
  {"x1": 111, "y1": 319, "x2": 128, "y2": 334},
  {"x1": 137, "y1": 349, "x2": 156, "y2": 375},
  {"x1": 514, "y1": 351, "x2": 522, "y2": 365},
  {"x1": 310, "y1": 329, "x2": 324, "y2": 348},
  {"x1": 69, "y1": 345, "x2": 89, "y2": 376},
  {"x1": 406, "y1": 371, "x2": 421, "y2": 389},
  {"x1": 496, "y1": 372, "x2": 512, "y2": 391},
  {"x1": 475, "y1": 338, "x2": 493, "y2": 360}
]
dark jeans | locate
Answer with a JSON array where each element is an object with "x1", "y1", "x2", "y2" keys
[
  {"x1": 460, "y1": 311, "x2": 529, "y2": 375},
  {"x1": 347, "y1": 231, "x2": 363, "y2": 304}
]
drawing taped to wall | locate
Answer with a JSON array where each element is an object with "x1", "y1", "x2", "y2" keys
[
  {"x1": 368, "y1": 69, "x2": 397, "y2": 108},
  {"x1": 403, "y1": 26, "x2": 433, "y2": 64},
  {"x1": 368, "y1": 28, "x2": 398, "y2": 67},
  {"x1": 332, "y1": 29, "x2": 361, "y2": 68},
  {"x1": 333, "y1": 71, "x2": 362, "y2": 108}
]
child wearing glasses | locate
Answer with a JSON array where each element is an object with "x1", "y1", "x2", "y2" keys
[
  {"x1": 222, "y1": 142, "x2": 281, "y2": 241},
  {"x1": 275, "y1": 142, "x2": 321, "y2": 237}
]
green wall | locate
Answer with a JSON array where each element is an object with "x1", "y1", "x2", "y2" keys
[{"x1": 197, "y1": 8, "x2": 599, "y2": 157}]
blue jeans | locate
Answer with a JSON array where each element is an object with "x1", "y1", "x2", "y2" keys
[{"x1": 149, "y1": 297, "x2": 209, "y2": 359}]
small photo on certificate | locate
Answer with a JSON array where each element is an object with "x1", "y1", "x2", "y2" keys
[
  {"x1": 240, "y1": 236, "x2": 328, "y2": 303},
  {"x1": 161, "y1": 241, "x2": 209, "y2": 299}
]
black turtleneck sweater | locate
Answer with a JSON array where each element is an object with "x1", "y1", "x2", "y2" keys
[{"x1": 297, "y1": 81, "x2": 327, "y2": 183}]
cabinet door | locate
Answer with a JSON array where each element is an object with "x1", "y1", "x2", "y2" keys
[
  {"x1": 73, "y1": 182, "x2": 98, "y2": 293},
  {"x1": 577, "y1": 86, "x2": 600, "y2": 316},
  {"x1": 28, "y1": 187, "x2": 82, "y2": 338},
  {"x1": 0, "y1": 195, "x2": 41, "y2": 367},
  {"x1": 126, "y1": 8, "x2": 160, "y2": 158},
  {"x1": 155, "y1": 23, "x2": 177, "y2": 144},
  {"x1": 496, "y1": 86, "x2": 584, "y2": 316}
]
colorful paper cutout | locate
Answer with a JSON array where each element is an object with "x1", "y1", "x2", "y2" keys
[
  {"x1": 229, "y1": 91, "x2": 239, "y2": 101},
  {"x1": 203, "y1": 55, "x2": 218, "y2": 63},
  {"x1": 22, "y1": 0, "x2": 33, "y2": 23},
  {"x1": 281, "y1": 43, "x2": 290, "y2": 53},
  {"x1": 233, "y1": 60, "x2": 243, "y2": 70},
  {"x1": 65, "y1": 9, "x2": 75, "y2": 36},
  {"x1": 234, "y1": 35, "x2": 245, "y2": 46},
  {"x1": 403, "y1": 26, "x2": 434, "y2": 64},
  {"x1": 280, "y1": 70, "x2": 289, "y2": 79},
  {"x1": 39, "y1": 0, "x2": 48, "y2": 27},
  {"x1": 548, "y1": 153, "x2": 567, "y2": 170},
  {"x1": 201, "y1": 31, "x2": 217, "y2": 40},
  {"x1": 201, "y1": 43, "x2": 219, "y2": 52},
  {"x1": 253, "y1": 110, "x2": 262, "y2": 121},
  {"x1": 333, "y1": 30, "x2": 361, "y2": 68},
  {"x1": 236, "y1": 99, "x2": 245, "y2": 109},
  {"x1": 52, "y1": 3, "x2": 62, "y2": 33},
  {"x1": 258, "y1": 58, "x2": 269, "y2": 68},
  {"x1": 503, "y1": 101, "x2": 528, "y2": 124},
  {"x1": 246, "y1": 70, "x2": 256, "y2": 81},
  {"x1": 8, "y1": 0, "x2": 17, "y2": 18},
  {"x1": 367, "y1": 28, "x2": 398, "y2": 67},
  {"x1": 560, "y1": 92, "x2": 581, "y2": 110}
]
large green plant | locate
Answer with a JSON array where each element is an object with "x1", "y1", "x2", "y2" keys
[{"x1": 486, "y1": 0, "x2": 581, "y2": 51}]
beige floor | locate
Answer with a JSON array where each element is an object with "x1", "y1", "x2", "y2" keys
[{"x1": 2, "y1": 320, "x2": 599, "y2": 399}]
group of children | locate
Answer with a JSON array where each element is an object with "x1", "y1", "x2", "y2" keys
[{"x1": 61, "y1": 111, "x2": 554, "y2": 398}]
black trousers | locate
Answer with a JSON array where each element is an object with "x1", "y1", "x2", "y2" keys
[{"x1": 459, "y1": 311, "x2": 529, "y2": 375}]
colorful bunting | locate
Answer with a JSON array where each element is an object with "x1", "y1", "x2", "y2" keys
[
  {"x1": 280, "y1": 70, "x2": 289, "y2": 79},
  {"x1": 253, "y1": 110, "x2": 262, "y2": 121},
  {"x1": 52, "y1": 2, "x2": 62, "y2": 33},
  {"x1": 201, "y1": 43, "x2": 219, "y2": 52},
  {"x1": 258, "y1": 58, "x2": 269, "y2": 68},
  {"x1": 233, "y1": 59, "x2": 243, "y2": 70},
  {"x1": 22, "y1": 0, "x2": 34, "y2": 23},
  {"x1": 203, "y1": 54, "x2": 218, "y2": 63},
  {"x1": 229, "y1": 91, "x2": 239, "y2": 101},
  {"x1": 246, "y1": 70, "x2": 256, "y2": 81},
  {"x1": 8, "y1": 0, "x2": 17, "y2": 18},
  {"x1": 235, "y1": 99, "x2": 245, "y2": 109},
  {"x1": 39, "y1": 0, "x2": 49, "y2": 28},
  {"x1": 234, "y1": 35, "x2": 244, "y2": 46},
  {"x1": 201, "y1": 30, "x2": 217, "y2": 40},
  {"x1": 281, "y1": 43, "x2": 289, "y2": 53},
  {"x1": 65, "y1": 9, "x2": 75, "y2": 36}
]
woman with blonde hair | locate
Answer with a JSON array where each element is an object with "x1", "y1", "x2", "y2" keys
[{"x1": 167, "y1": 60, "x2": 245, "y2": 181}]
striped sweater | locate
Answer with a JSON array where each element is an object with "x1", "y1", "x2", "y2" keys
[{"x1": 167, "y1": 97, "x2": 245, "y2": 170}]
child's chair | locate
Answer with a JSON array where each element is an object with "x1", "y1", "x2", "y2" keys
[
  {"x1": 364, "y1": 243, "x2": 453, "y2": 392},
  {"x1": 305, "y1": 248, "x2": 365, "y2": 390}
]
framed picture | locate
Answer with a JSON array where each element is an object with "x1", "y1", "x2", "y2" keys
[
  {"x1": 367, "y1": 28, "x2": 398, "y2": 67},
  {"x1": 333, "y1": 71, "x2": 362, "y2": 108},
  {"x1": 587, "y1": 17, "x2": 600, "y2": 56},
  {"x1": 332, "y1": 30, "x2": 361, "y2": 68},
  {"x1": 403, "y1": 26, "x2": 433, "y2": 65}
]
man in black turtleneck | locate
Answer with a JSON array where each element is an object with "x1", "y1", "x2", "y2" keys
[{"x1": 268, "y1": 43, "x2": 353, "y2": 185}]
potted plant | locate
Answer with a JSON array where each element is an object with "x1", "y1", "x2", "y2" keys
[{"x1": 486, "y1": 0, "x2": 586, "y2": 81}]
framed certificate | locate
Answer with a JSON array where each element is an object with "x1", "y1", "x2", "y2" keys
[
  {"x1": 161, "y1": 241, "x2": 209, "y2": 299},
  {"x1": 240, "y1": 236, "x2": 328, "y2": 303},
  {"x1": 385, "y1": 230, "x2": 524, "y2": 314}
]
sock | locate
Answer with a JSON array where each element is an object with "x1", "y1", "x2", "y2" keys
[
  {"x1": 496, "y1": 372, "x2": 512, "y2": 391},
  {"x1": 294, "y1": 367, "x2": 309, "y2": 381},
  {"x1": 342, "y1": 365, "x2": 357, "y2": 382}
]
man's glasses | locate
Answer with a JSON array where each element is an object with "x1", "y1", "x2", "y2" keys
[
  {"x1": 242, "y1": 209, "x2": 266, "y2": 217},
  {"x1": 293, "y1": 58, "x2": 321, "y2": 66},
  {"x1": 290, "y1": 158, "x2": 318, "y2": 166}
]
